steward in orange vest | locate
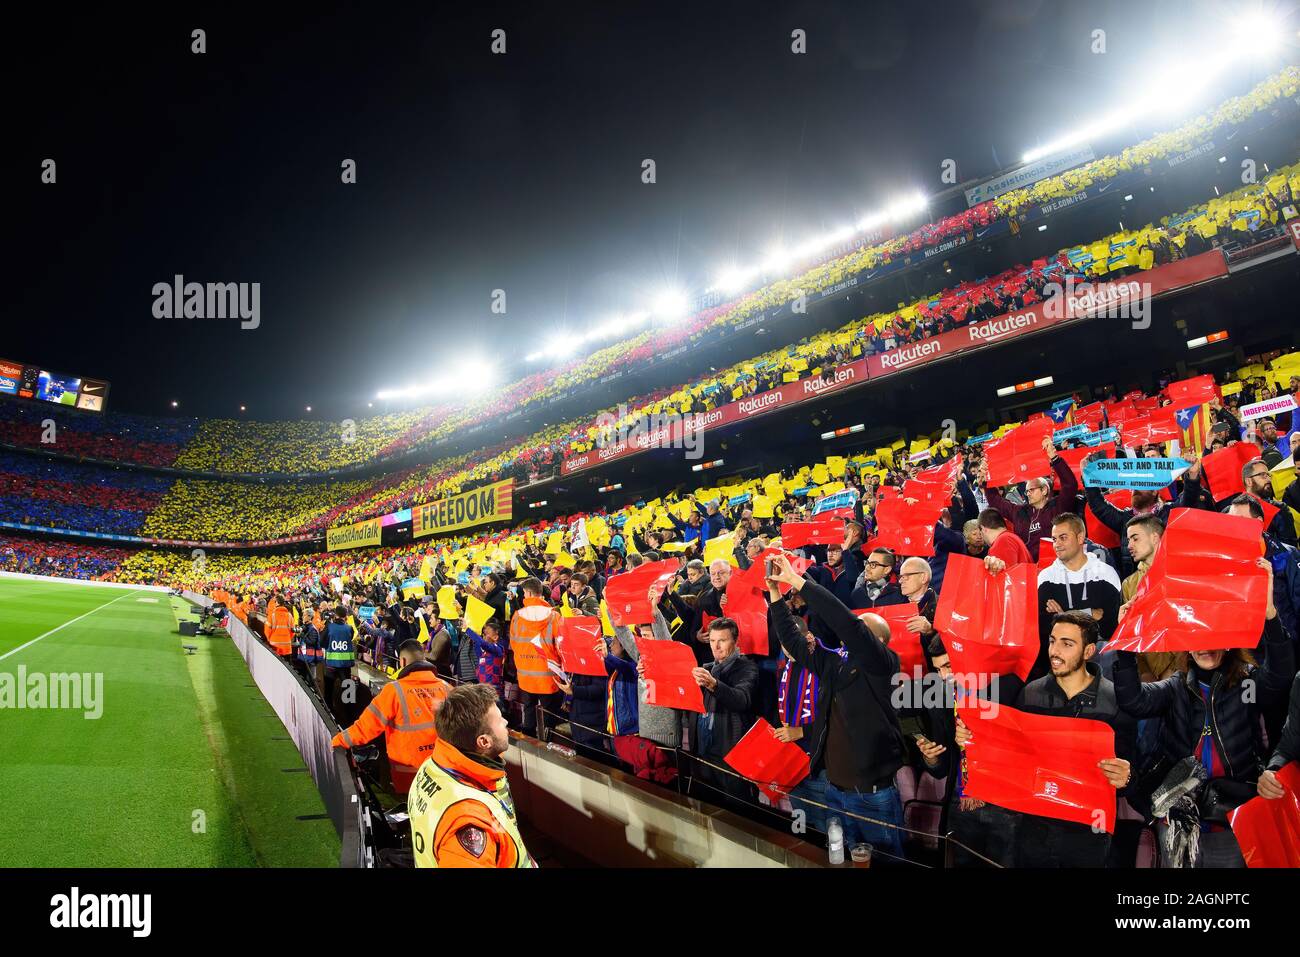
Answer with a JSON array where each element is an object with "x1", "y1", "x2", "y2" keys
[
  {"x1": 265, "y1": 602, "x2": 296, "y2": 656},
  {"x1": 332, "y1": 639, "x2": 451, "y2": 792},
  {"x1": 508, "y1": 580, "x2": 562, "y2": 696}
]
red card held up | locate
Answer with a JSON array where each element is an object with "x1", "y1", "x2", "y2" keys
[
  {"x1": 957, "y1": 703, "x2": 1117, "y2": 831},
  {"x1": 640, "y1": 639, "x2": 705, "y2": 713},
  {"x1": 604, "y1": 558, "x2": 679, "y2": 626},
  {"x1": 1229, "y1": 763, "x2": 1300, "y2": 868},
  {"x1": 557, "y1": 616, "x2": 608, "y2": 677},
  {"x1": 723, "y1": 718, "x2": 811, "y2": 801}
]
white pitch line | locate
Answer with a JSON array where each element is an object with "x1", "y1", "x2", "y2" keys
[{"x1": 0, "y1": 588, "x2": 144, "y2": 663}]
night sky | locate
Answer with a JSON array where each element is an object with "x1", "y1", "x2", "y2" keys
[{"x1": 6, "y1": 1, "x2": 1274, "y2": 419}]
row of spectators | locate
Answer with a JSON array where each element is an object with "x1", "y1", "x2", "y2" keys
[
  {"x1": 202, "y1": 372, "x2": 1300, "y2": 867},
  {"x1": 0, "y1": 535, "x2": 132, "y2": 580},
  {"x1": 1, "y1": 69, "x2": 1293, "y2": 480}
]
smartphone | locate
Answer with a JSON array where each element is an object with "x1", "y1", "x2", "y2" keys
[{"x1": 765, "y1": 557, "x2": 778, "y2": 578}]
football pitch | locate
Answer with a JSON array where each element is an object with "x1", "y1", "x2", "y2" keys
[{"x1": 0, "y1": 576, "x2": 339, "y2": 867}]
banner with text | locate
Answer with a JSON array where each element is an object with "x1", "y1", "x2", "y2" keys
[
  {"x1": 326, "y1": 517, "x2": 383, "y2": 552},
  {"x1": 412, "y1": 479, "x2": 514, "y2": 539}
]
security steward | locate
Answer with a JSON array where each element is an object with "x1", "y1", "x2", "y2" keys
[
  {"x1": 265, "y1": 598, "x2": 296, "y2": 657},
  {"x1": 409, "y1": 683, "x2": 534, "y2": 868},
  {"x1": 332, "y1": 639, "x2": 451, "y2": 792}
]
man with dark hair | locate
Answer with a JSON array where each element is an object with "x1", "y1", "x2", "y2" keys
[
  {"x1": 331, "y1": 637, "x2": 450, "y2": 792},
  {"x1": 959, "y1": 611, "x2": 1135, "y2": 867},
  {"x1": 473, "y1": 571, "x2": 510, "y2": 634},
  {"x1": 978, "y1": 507, "x2": 1031, "y2": 572},
  {"x1": 1118, "y1": 514, "x2": 1176, "y2": 683},
  {"x1": 1036, "y1": 512, "x2": 1123, "y2": 680},
  {"x1": 849, "y1": 547, "x2": 907, "y2": 608},
  {"x1": 409, "y1": 683, "x2": 534, "y2": 868},
  {"x1": 982, "y1": 434, "x2": 1079, "y2": 560},
  {"x1": 688, "y1": 616, "x2": 759, "y2": 804}
]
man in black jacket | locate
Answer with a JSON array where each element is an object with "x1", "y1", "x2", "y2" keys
[
  {"x1": 848, "y1": 546, "x2": 908, "y2": 609},
  {"x1": 767, "y1": 554, "x2": 908, "y2": 859},
  {"x1": 995, "y1": 611, "x2": 1135, "y2": 867},
  {"x1": 688, "y1": 617, "x2": 758, "y2": 805}
]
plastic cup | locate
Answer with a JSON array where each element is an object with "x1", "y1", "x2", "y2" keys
[{"x1": 850, "y1": 843, "x2": 873, "y2": 868}]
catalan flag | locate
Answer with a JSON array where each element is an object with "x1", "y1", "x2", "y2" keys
[
  {"x1": 1046, "y1": 398, "x2": 1075, "y2": 426},
  {"x1": 1175, "y1": 402, "x2": 1213, "y2": 457}
]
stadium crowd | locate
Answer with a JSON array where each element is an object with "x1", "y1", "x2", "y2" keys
[
  {"x1": 0, "y1": 68, "x2": 1293, "y2": 487},
  {"x1": 177, "y1": 355, "x2": 1300, "y2": 867},
  {"x1": 0, "y1": 535, "x2": 132, "y2": 580}
]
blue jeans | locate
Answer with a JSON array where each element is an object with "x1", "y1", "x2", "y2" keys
[
  {"x1": 787, "y1": 768, "x2": 829, "y2": 837},
  {"x1": 824, "y1": 775, "x2": 904, "y2": 860}
]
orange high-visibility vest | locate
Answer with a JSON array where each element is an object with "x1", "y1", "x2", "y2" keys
[
  {"x1": 509, "y1": 597, "x2": 562, "y2": 694},
  {"x1": 332, "y1": 665, "x2": 450, "y2": 781},
  {"x1": 266, "y1": 604, "x2": 295, "y2": 655}
]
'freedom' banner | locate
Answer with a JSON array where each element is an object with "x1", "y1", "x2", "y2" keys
[
  {"x1": 326, "y1": 517, "x2": 382, "y2": 552},
  {"x1": 1082, "y1": 456, "x2": 1189, "y2": 490},
  {"x1": 412, "y1": 479, "x2": 513, "y2": 538}
]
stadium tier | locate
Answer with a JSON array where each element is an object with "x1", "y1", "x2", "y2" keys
[
  {"x1": 7, "y1": 17, "x2": 1300, "y2": 889},
  {"x1": 1, "y1": 68, "x2": 1295, "y2": 486},
  {"x1": 5, "y1": 156, "x2": 1291, "y2": 548}
]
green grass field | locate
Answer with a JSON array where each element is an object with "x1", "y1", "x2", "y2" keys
[{"x1": 0, "y1": 577, "x2": 339, "y2": 867}]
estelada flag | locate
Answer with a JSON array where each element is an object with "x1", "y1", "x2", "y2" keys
[
  {"x1": 779, "y1": 519, "x2": 844, "y2": 548},
  {"x1": 557, "y1": 616, "x2": 607, "y2": 677},
  {"x1": 871, "y1": 496, "x2": 939, "y2": 557},
  {"x1": 984, "y1": 419, "x2": 1054, "y2": 487},
  {"x1": 723, "y1": 718, "x2": 811, "y2": 801},
  {"x1": 853, "y1": 602, "x2": 924, "y2": 675},
  {"x1": 1229, "y1": 763, "x2": 1300, "y2": 868},
  {"x1": 933, "y1": 555, "x2": 1038, "y2": 685},
  {"x1": 1201, "y1": 442, "x2": 1259, "y2": 500},
  {"x1": 1164, "y1": 373, "x2": 1219, "y2": 410},
  {"x1": 1175, "y1": 402, "x2": 1213, "y2": 457},
  {"x1": 1107, "y1": 508, "x2": 1268, "y2": 653},
  {"x1": 640, "y1": 639, "x2": 705, "y2": 713},
  {"x1": 957, "y1": 703, "x2": 1117, "y2": 831},
  {"x1": 604, "y1": 558, "x2": 679, "y2": 626}
]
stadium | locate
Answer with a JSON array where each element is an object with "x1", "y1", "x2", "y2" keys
[{"x1": 4, "y1": 2, "x2": 1300, "y2": 931}]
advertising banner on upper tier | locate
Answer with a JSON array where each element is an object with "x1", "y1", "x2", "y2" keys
[
  {"x1": 560, "y1": 252, "x2": 1229, "y2": 477},
  {"x1": 326, "y1": 517, "x2": 382, "y2": 552},
  {"x1": 412, "y1": 479, "x2": 514, "y2": 539}
]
